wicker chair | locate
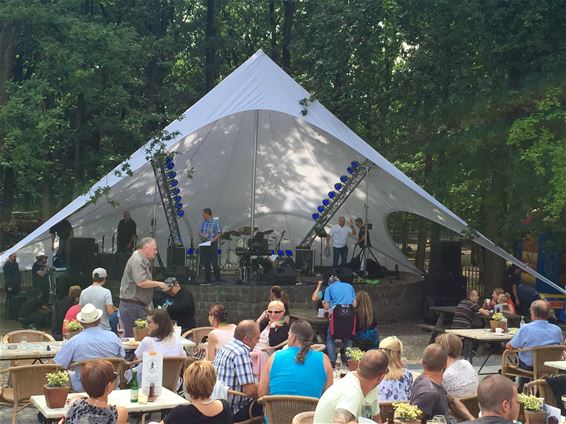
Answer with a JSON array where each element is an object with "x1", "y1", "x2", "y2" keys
[
  {"x1": 502, "y1": 345, "x2": 565, "y2": 381},
  {"x1": 259, "y1": 395, "x2": 319, "y2": 424},
  {"x1": 182, "y1": 326, "x2": 214, "y2": 344},
  {"x1": 162, "y1": 356, "x2": 187, "y2": 392},
  {"x1": 380, "y1": 400, "x2": 407, "y2": 424},
  {"x1": 69, "y1": 357, "x2": 133, "y2": 390},
  {"x1": 0, "y1": 363, "x2": 62, "y2": 424},
  {"x1": 261, "y1": 340, "x2": 288, "y2": 356},
  {"x1": 458, "y1": 394, "x2": 480, "y2": 419},
  {"x1": 292, "y1": 411, "x2": 315, "y2": 424},
  {"x1": 311, "y1": 344, "x2": 326, "y2": 352},
  {"x1": 2, "y1": 330, "x2": 55, "y2": 343},
  {"x1": 227, "y1": 389, "x2": 263, "y2": 424},
  {"x1": 523, "y1": 379, "x2": 558, "y2": 407}
]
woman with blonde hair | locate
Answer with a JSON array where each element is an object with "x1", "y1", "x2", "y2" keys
[
  {"x1": 377, "y1": 336, "x2": 413, "y2": 401},
  {"x1": 161, "y1": 361, "x2": 232, "y2": 423},
  {"x1": 352, "y1": 291, "x2": 380, "y2": 351}
]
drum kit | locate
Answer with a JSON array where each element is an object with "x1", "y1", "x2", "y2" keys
[{"x1": 220, "y1": 227, "x2": 294, "y2": 282}]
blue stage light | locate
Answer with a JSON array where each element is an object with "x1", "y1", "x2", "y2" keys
[
  {"x1": 176, "y1": 203, "x2": 183, "y2": 209},
  {"x1": 171, "y1": 188, "x2": 180, "y2": 195},
  {"x1": 165, "y1": 156, "x2": 173, "y2": 164},
  {"x1": 271, "y1": 250, "x2": 275, "y2": 255},
  {"x1": 328, "y1": 191, "x2": 336, "y2": 199},
  {"x1": 187, "y1": 248, "x2": 194, "y2": 255},
  {"x1": 322, "y1": 199, "x2": 330, "y2": 206},
  {"x1": 169, "y1": 179, "x2": 178, "y2": 187},
  {"x1": 167, "y1": 171, "x2": 176, "y2": 179},
  {"x1": 312, "y1": 213, "x2": 319, "y2": 220},
  {"x1": 317, "y1": 205, "x2": 325, "y2": 213},
  {"x1": 217, "y1": 249, "x2": 222, "y2": 254},
  {"x1": 351, "y1": 160, "x2": 359, "y2": 168},
  {"x1": 340, "y1": 175, "x2": 348, "y2": 183},
  {"x1": 173, "y1": 195, "x2": 182, "y2": 202},
  {"x1": 334, "y1": 183, "x2": 342, "y2": 191},
  {"x1": 177, "y1": 210, "x2": 185, "y2": 217},
  {"x1": 347, "y1": 166, "x2": 353, "y2": 174},
  {"x1": 277, "y1": 250, "x2": 284, "y2": 256},
  {"x1": 285, "y1": 250, "x2": 293, "y2": 256},
  {"x1": 166, "y1": 162, "x2": 174, "y2": 170}
]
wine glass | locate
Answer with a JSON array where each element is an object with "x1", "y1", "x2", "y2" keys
[{"x1": 117, "y1": 322, "x2": 124, "y2": 339}]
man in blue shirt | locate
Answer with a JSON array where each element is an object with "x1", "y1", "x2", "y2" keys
[
  {"x1": 323, "y1": 275, "x2": 356, "y2": 366},
  {"x1": 55, "y1": 304, "x2": 125, "y2": 391},
  {"x1": 199, "y1": 208, "x2": 222, "y2": 284},
  {"x1": 506, "y1": 299, "x2": 562, "y2": 388}
]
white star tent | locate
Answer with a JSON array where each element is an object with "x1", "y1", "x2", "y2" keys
[{"x1": 0, "y1": 50, "x2": 561, "y2": 291}]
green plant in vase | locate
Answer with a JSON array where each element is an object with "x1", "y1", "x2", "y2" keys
[
  {"x1": 345, "y1": 347, "x2": 364, "y2": 371},
  {"x1": 393, "y1": 403, "x2": 422, "y2": 423},
  {"x1": 43, "y1": 370, "x2": 71, "y2": 408},
  {"x1": 133, "y1": 319, "x2": 149, "y2": 341}
]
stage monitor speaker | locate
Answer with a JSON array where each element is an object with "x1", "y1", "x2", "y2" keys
[
  {"x1": 167, "y1": 245, "x2": 186, "y2": 267},
  {"x1": 68, "y1": 238, "x2": 97, "y2": 278},
  {"x1": 262, "y1": 267, "x2": 297, "y2": 285},
  {"x1": 332, "y1": 267, "x2": 354, "y2": 283},
  {"x1": 429, "y1": 241, "x2": 462, "y2": 276},
  {"x1": 295, "y1": 248, "x2": 315, "y2": 275},
  {"x1": 98, "y1": 253, "x2": 125, "y2": 279}
]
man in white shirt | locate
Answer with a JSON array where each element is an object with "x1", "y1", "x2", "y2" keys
[
  {"x1": 327, "y1": 216, "x2": 355, "y2": 267},
  {"x1": 314, "y1": 349, "x2": 388, "y2": 424},
  {"x1": 79, "y1": 268, "x2": 116, "y2": 331}
]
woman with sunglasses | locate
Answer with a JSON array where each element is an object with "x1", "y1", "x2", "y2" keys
[{"x1": 65, "y1": 359, "x2": 128, "y2": 423}]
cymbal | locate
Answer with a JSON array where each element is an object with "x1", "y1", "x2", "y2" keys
[
  {"x1": 221, "y1": 232, "x2": 233, "y2": 239},
  {"x1": 261, "y1": 229, "x2": 274, "y2": 235},
  {"x1": 229, "y1": 230, "x2": 242, "y2": 237},
  {"x1": 239, "y1": 226, "x2": 259, "y2": 236}
]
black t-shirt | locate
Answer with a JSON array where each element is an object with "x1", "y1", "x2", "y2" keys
[
  {"x1": 50, "y1": 219, "x2": 73, "y2": 239},
  {"x1": 117, "y1": 218, "x2": 137, "y2": 247},
  {"x1": 358, "y1": 225, "x2": 371, "y2": 248},
  {"x1": 31, "y1": 261, "x2": 50, "y2": 301},
  {"x1": 164, "y1": 399, "x2": 232, "y2": 424},
  {"x1": 166, "y1": 287, "x2": 196, "y2": 331}
]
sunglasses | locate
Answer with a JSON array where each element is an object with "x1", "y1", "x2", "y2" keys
[{"x1": 268, "y1": 310, "x2": 284, "y2": 314}]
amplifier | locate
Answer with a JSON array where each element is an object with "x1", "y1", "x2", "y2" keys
[{"x1": 295, "y1": 248, "x2": 315, "y2": 275}]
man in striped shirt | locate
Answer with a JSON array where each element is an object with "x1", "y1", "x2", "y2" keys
[
  {"x1": 453, "y1": 289, "x2": 491, "y2": 329},
  {"x1": 213, "y1": 320, "x2": 262, "y2": 421}
]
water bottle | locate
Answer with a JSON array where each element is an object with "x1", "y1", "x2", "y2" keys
[
  {"x1": 335, "y1": 352, "x2": 342, "y2": 370},
  {"x1": 520, "y1": 316, "x2": 525, "y2": 327}
]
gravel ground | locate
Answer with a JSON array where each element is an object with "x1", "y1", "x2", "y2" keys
[{"x1": 378, "y1": 319, "x2": 433, "y2": 364}]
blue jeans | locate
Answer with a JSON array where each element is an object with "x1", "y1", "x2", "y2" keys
[
  {"x1": 333, "y1": 246, "x2": 348, "y2": 267},
  {"x1": 326, "y1": 325, "x2": 352, "y2": 365}
]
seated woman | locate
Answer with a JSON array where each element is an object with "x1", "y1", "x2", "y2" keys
[
  {"x1": 259, "y1": 319, "x2": 332, "y2": 397},
  {"x1": 65, "y1": 359, "x2": 128, "y2": 424},
  {"x1": 352, "y1": 291, "x2": 380, "y2": 351},
  {"x1": 135, "y1": 309, "x2": 186, "y2": 383},
  {"x1": 207, "y1": 304, "x2": 236, "y2": 361},
  {"x1": 435, "y1": 333, "x2": 478, "y2": 398},
  {"x1": 377, "y1": 336, "x2": 413, "y2": 401},
  {"x1": 251, "y1": 300, "x2": 290, "y2": 379},
  {"x1": 497, "y1": 292, "x2": 516, "y2": 314},
  {"x1": 53, "y1": 285, "x2": 81, "y2": 339},
  {"x1": 161, "y1": 360, "x2": 232, "y2": 424}
]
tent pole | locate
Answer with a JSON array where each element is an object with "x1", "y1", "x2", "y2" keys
[{"x1": 250, "y1": 110, "x2": 259, "y2": 243}]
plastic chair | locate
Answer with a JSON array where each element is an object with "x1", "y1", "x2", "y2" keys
[
  {"x1": 502, "y1": 345, "x2": 565, "y2": 381},
  {"x1": 0, "y1": 363, "x2": 62, "y2": 424},
  {"x1": 259, "y1": 395, "x2": 319, "y2": 424},
  {"x1": 292, "y1": 411, "x2": 314, "y2": 424}
]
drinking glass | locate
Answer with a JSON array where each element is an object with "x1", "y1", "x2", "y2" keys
[
  {"x1": 433, "y1": 415, "x2": 447, "y2": 424},
  {"x1": 117, "y1": 322, "x2": 125, "y2": 339}
]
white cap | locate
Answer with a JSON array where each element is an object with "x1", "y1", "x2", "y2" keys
[{"x1": 92, "y1": 268, "x2": 107, "y2": 279}]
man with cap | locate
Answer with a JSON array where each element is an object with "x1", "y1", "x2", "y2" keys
[
  {"x1": 119, "y1": 237, "x2": 169, "y2": 338},
  {"x1": 161, "y1": 277, "x2": 196, "y2": 333},
  {"x1": 54, "y1": 303, "x2": 124, "y2": 391},
  {"x1": 79, "y1": 267, "x2": 117, "y2": 331}
]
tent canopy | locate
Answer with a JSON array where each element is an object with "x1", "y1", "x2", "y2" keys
[{"x1": 1, "y1": 50, "x2": 560, "y2": 291}]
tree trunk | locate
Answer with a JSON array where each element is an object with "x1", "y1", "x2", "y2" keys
[
  {"x1": 415, "y1": 219, "x2": 428, "y2": 271},
  {"x1": 204, "y1": 0, "x2": 217, "y2": 92},
  {"x1": 2, "y1": 167, "x2": 15, "y2": 221},
  {"x1": 73, "y1": 94, "x2": 85, "y2": 196},
  {"x1": 41, "y1": 178, "x2": 52, "y2": 220},
  {"x1": 281, "y1": 0, "x2": 295, "y2": 71},
  {"x1": 268, "y1": 0, "x2": 278, "y2": 62}
]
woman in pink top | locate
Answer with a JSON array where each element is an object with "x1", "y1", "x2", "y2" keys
[
  {"x1": 206, "y1": 304, "x2": 236, "y2": 361},
  {"x1": 62, "y1": 303, "x2": 82, "y2": 336}
]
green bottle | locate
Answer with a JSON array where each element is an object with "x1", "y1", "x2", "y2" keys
[{"x1": 130, "y1": 370, "x2": 139, "y2": 403}]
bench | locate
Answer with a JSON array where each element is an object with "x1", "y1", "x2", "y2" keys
[{"x1": 415, "y1": 323, "x2": 445, "y2": 343}]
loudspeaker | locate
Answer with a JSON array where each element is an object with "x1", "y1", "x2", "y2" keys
[
  {"x1": 68, "y1": 238, "x2": 97, "y2": 278},
  {"x1": 332, "y1": 267, "x2": 354, "y2": 283},
  {"x1": 366, "y1": 259, "x2": 387, "y2": 279},
  {"x1": 167, "y1": 245, "x2": 186, "y2": 267},
  {"x1": 98, "y1": 253, "x2": 124, "y2": 279},
  {"x1": 295, "y1": 248, "x2": 315, "y2": 275},
  {"x1": 429, "y1": 241, "x2": 462, "y2": 276},
  {"x1": 262, "y1": 267, "x2": 297, "y2": 285}
]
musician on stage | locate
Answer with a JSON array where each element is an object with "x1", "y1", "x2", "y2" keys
[
  {"x1": 116, "y1": 210, "x2": 137, "y2": 253},
  {"x1": 326, "y1": 216, "x2": 355, "y2": 267},
  {"x1": 50, "y1": 218, "x2": 73, "y2": 267},
  {"x1": 199, "y1": 208, "x2": 222, "y2": 284}
]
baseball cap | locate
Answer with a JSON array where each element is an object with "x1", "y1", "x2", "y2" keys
[{"x1": 92, "y1": 267, "x2": 108, "y2": 279}]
